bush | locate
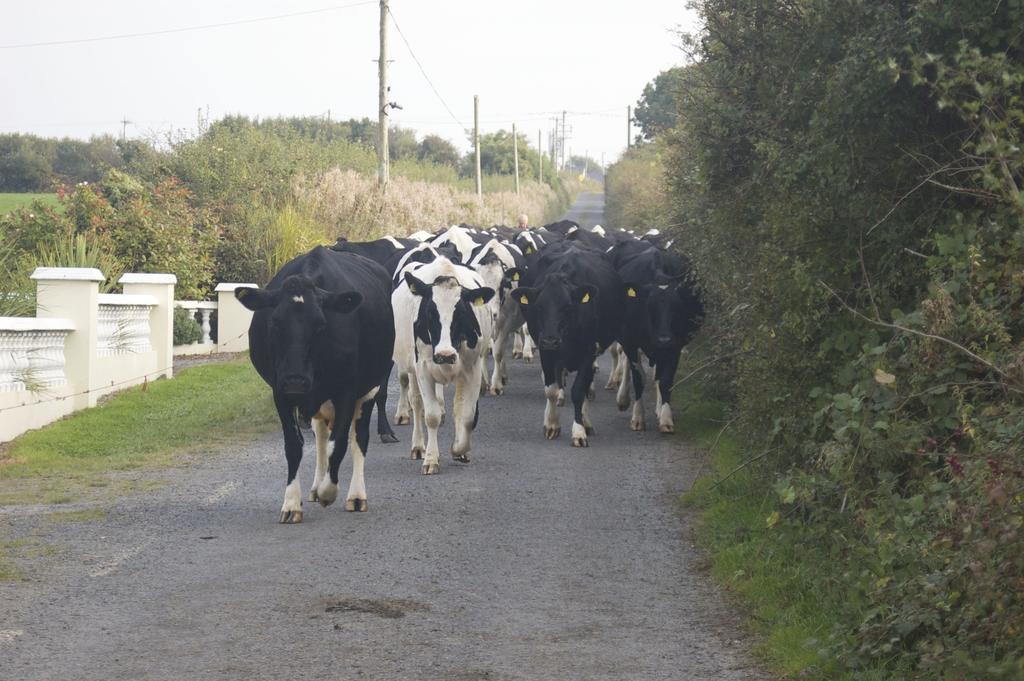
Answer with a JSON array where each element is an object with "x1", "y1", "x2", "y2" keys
[{"x1": 172, "y1": 306, "x2": 201, "y2": 345}]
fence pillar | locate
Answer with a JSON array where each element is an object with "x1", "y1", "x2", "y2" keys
[
  {"x1": 31, "y1": 267, "x2": 103, "y2": 408},
  {"x1": 214, "y1": 283, "x2": 257, "y2": 354},
  {"x1": 119, "y1": 273, "x2": 177, "y2": 380}
]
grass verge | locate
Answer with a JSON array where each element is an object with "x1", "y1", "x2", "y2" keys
[
  {"x1": 678, "y1": 393, "x2": 900, "y2": 680},
  {"x1": 0, "y1": 192, "x2": 60, "y2": 215},
  {"x1": 0, "y1": 359, "x2": 275, "y2": 505}
]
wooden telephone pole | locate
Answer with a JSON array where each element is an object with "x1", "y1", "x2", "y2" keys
[
  {"x1": 538, "y1": 129, "x2": 543, "y2": 184},
  {"x1": 377, "y1": 0, "x2": 390, "y2": 189},
  {"x1": 474, "y1": 95, "x2": 482, "y2": 197},
  {"x1": 512, "y1": 123, "x2": 520, "y2": 195},
  {"x1": 626, "y1": 105, "x2": 632, "y2": 149}
]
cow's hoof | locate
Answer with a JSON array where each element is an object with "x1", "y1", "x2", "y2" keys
[
  {"x1": 422, "y1": 462, "x2": 440, "y2": 475},
  {"x1": 605, "y1": 381, "x2": 619, "y2": 391},
  {"x1": 307, "y1": 488, "x2": 319, "y2": 503},
  {"x1": 572, "y1": 436, "x2": 589, "y2": 448},
  {"x1": 630, "y1": 418, "x2": 646, "y2": 432},
  {"x1": 489, "y1": 386, "x2": 503, "y2": 396},
  {"x1": 659, "y1": 423, "x2": 675, "y2": 434},
  {"x1": 572, "y1": 422, "x2": 589, "y2": 447},
  {"x1": 380, "y1": 431, "x2": 399, "y2": 444},
  {"x1": 512, "y1": 351, "x2": 523, "y2": 359},
  {"x1": 345, "y1": 498, "x2": 368, "y2": 512},
  {"x1": 410, "y1": 446, "x2": 424, "y2": 460},
  {"x1": 616, "y1": 397, "x2": 630, "y2": 412},
  {"x1": 544, "y1": 426, "x2": 561, "y2": 440},
  {"x1": 523, "y1": 355, "x2": 534, "y2": 363},
  {"x1": 394, "y1": 414, "x2": 411, "y2": 426},
  {"x1": 316, "y1": 482, "x2": 339, "y2": 507},
  {"x1": 452, "y1": 452, "x2": 470, "y2": 463},
  {"x1": 279, "y1": 510, "x2": 303, "y2": 524}
]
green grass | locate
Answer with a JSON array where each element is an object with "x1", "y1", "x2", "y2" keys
[
  {"x1": 678, "y1": 391, "x2": 902, "y2": 680},
  {"x1": 0, "y1": 192, "x2": 60, "y2": 215},
  {"x1": 0, "y1": 359, "x2": 275, "y2": 504}
]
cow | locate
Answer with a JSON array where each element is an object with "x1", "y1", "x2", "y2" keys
[
  {"x1": 237, "y1": 246, "x2": 395, "y2": 523},
  {"x1": 392, "y1": 256, "x2": 495, "y2": 474},
  {"x1": 510, "y1": 242, "x2": 624, "y2": 447},
  {"x1": 614, "y1": 242, "x2": 703, "y2": 433}
]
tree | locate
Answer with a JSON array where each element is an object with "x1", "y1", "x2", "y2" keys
[
  {"x1": 633, "y1": 66, "x2": 685, "y2": 142},
  {"x1": 417, "y1": 134, "x2": 460, "y2": 167}
]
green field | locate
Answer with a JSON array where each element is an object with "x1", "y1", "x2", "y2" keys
[{"x1": 0, "y1": 192, "x2": 60, "y2": 215}]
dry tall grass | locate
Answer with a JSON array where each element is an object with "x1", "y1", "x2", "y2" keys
[{"x1": 298, "y1": 169, "x2": 561, "y2": 240}]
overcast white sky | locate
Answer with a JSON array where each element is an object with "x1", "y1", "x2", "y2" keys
[{"x1": 1, "y1": 1, "x2": 698, "y2": 166}]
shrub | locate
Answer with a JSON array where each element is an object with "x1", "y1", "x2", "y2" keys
[{"x1": 172, "y1": 306, "x2": 201, "y2": 346}]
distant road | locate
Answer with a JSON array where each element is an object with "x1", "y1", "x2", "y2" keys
[{"x1": 560, "y1": 191, "x2": 605, "y2": 229}]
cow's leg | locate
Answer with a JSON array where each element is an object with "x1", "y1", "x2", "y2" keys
[
  {"x1": 570, "y1": 361, "x2": 597, "y2": 448},
  {"x1": 582, "y1": 395, "x2": 595, "y2": 435},
  {"x1": 407, "y1": 370, "x2": 426, "y2": 460},
  {"x1": 512, "y1": 327, "x2": 524, "y2": 358},
  {"x1": 376, "y1": 362, "x2": 398, "y2": 443},
  {"x1": 489, "y1": 304, "x2": 519, "y2": 395},
  {"x1": 419, "y1": 373, "x2": 444, "y2": 475},
  {"x1": 345, "y1": 395, "x2": 375, "y2": 512},
  {"x1": 616, "y1": 346, "x2": 636, "y2": 411},
  {"x1": 521, "y1": 328, "x2": 535, "y2": 361},
  {"x1": 317, "y1": 394, "x2": 358, "y2": 507},
  {"x1": 274, "y1": 393, "x2": 305, "y2": 524},
  {"x1": 309, "y1": 401, "x2": 335, "y2": 503},
  {"x1": 394, "y1": 371, "x2": 411, "y2": 425},
  {"x1": 656, "y1": 350, "x2": 681, "y2": 433},
  {"x1": 540, "y1": 352, "x2": 561, "y2": 439},
  {"x1": 452, "y1": 360, "x2": 482, "y2": 462},
  {"x1": 605, "y1": 342, "x2": 622, "y2": 390},
  {"x1": 629, "y1": 355, "x2": 646, "y2": 431}
]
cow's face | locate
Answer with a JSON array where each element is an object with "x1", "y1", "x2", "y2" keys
[
  {"x1": 404, "y1": 272, "x2": 494, "y2": 364},
  {"x1": 625, "y1": 282, "x2": 690, "y2": 350},
  {"x1": 236, "y1": 276, "x2": 362, "y2": 395},
  {"x1": 511, "y1": 276, "x2": 595, "y2": 352}
]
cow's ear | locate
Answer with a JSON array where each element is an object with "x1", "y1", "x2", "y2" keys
[
  {"x1": 504, "y1": 267, "x2": 525, "y2": 286},
  {"x1": 510, "y1": 287, "x2": 534, "y2": 307},
  {"x1": 624, "y1": 283, "x2": 647, "y2": 301},
  {"x1": 323, "y1": 291, "x2": 363, "y2": 314},
  {"x1": 576, "y1": 285, "x2": 597, "y2": 305},
  {"x1": 404, "y1": 271, "x2": 431, "y2": 297},
  {"x1": 235, "y1": 286, "x2": 279, "y2": 311},
  {"x1": 462, "y1": 286, "x2": 495, "y2": 307}
]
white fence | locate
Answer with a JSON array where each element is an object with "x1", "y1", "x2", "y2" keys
[{"x1": 0, "y1": 269, "x2": 255, "y2": 443}]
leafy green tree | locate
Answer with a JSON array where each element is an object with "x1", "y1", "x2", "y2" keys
[
  {"x1": 417, "y1": 134, "x2": 460, "y2": 167},
  {"x1": 633, "y1": 67, "x2": 685, "y2": 142}
]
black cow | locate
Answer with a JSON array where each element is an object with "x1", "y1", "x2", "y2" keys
[
  {"x1": 614, "y1": 243, "x2": 703, "y2": 433},
  {"x1": 237, "y1": 246, "x2": 395, "y2": 523},
  {"x1": 331, "y1": 235, "x2": 417, "y2": 266},
  {"x1": 510, "y1": 242, "x2": 624, "y2": 447}
]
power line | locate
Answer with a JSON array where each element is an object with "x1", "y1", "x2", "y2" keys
[
  {"x1": 0, "y1": 1, "x2": 377, "y2": 50},
  {"x1": 387, "y1": 8, "x2": 468, "y2": 133}
]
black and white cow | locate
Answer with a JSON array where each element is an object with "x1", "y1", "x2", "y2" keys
[
  {"x1": 392, "y1": 256, "x2": 495, "y2": 473},
  {"x1": 238, "y1": 246, "x2": 395, "y2": 523},
  {"x1": 614, "y1": 242, "x2": 703, "y2": 433},
  {"x1": 510, "y1": 242, "x2": 624, "y2": 447}
]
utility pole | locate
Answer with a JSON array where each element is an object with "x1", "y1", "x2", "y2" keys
[
  {"x1": 538, "y1": 129, "x2": 543, "y2": 184},
  {"x1": 474, "y1": 95, "x2": 482, "y2": 197},
  {"x1": 512, "y1": 123, "x2": 520, "y2": 195},
  {"x1": 120, "y1": 117, "x2": 132, "y2": 142},
  {"x1": 377, "y1": 0, "x2": 390, "y2": 189},
  {"x1": 561, "y1": 110, "x2": 567, "y2": 170},
  {"x1": 583, "y1": 149, "x2": 588, "y2": 180},
  {"x1": 627, "y1": 105, "x2": 632, "y2": 149}
]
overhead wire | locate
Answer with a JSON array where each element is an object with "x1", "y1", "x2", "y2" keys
[{"x1": 0, "y1": 1, "x2": 377, "y2": 50}]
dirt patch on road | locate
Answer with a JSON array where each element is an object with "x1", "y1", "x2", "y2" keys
[{"x1": 323, "y1": 596, "x2": 429, "y2": 619}]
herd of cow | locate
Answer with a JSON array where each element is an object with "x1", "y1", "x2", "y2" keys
[{"x1": 235, "y1": 220, "x2": 703, "y2": 523}]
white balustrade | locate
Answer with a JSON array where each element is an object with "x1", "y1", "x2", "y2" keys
[
  {"x1": 0, "y1": 318, "x2": 75, "y2": 393},
  {"x1": 96, "y1": 294, "x2": 157, "y2": 356},
  {"x1": 174, "y1": 301, "x2": 218, "y2": 345}
]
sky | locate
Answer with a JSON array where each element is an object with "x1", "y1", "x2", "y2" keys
[{"x1": 1, "y1": 1, "x2": 699, "y2": 166}]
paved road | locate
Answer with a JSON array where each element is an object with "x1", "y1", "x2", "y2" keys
[
  {"x1": 0, "y1": 195, "x2": 764, "y2": 680},
  {"x1": 560, "y1": 192, "x2": 605, "y2": 229}
]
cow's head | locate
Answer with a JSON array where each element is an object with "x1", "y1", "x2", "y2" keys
[
  {"x1": 236, "y1": 276, "x2": 362, "y2": 395},
  {"x1": 404, "y1": 272, "x2": 494, "y2": 364},
  {"x1": 624, "y1": 280, "x2": 700, "y2": 350},
  {"x1": 510, "y1": 274, "x2": 595, "y2": 352}
]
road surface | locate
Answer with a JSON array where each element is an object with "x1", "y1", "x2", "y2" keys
[{"x1": 0, "y1": 193, "x2": 765, "y2": 680}]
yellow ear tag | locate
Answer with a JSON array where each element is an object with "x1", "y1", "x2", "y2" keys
[
  {"x1": 519, "y1": 296, "x2": 529, "y2": 305},
  {"x1": 527, "y1": 248, "x2": 534, "y2": 254},
  {"x1": 512, "y1": 273, "x2": 520, "y2": 281},
  {"x1": 627, "y1": 288, "x2": 637, "y2": 298},
  {"x1": 474, "y1": 297, "x2": 484, "y2": 306},
  {"x1": 581, "y1": 292, "x2": 591, "y2": 304}
]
